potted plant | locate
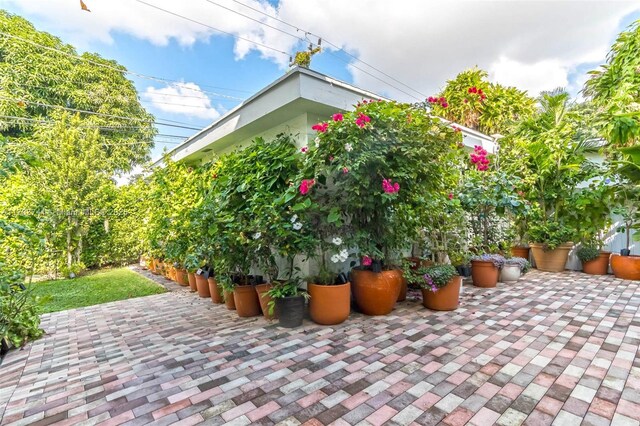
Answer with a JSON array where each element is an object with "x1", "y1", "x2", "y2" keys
[
  {"x1": 301, "y1": 101, "x2": 459, "y2": 316},
  {"x1": 450, "y1": 252, "x2": 471, "y2": 277},
  {"x1": 267, "y1": 280, "x2": 309, "y2": 328},
  {"x1": 405, "y1": 264, "x2": 461, "y2": 310},
  {"x1": 528, "y1": 219, "x2": 574, "y2": 272},
  {"x1": 577, "y1": 243, "x2": 610, "y2": 275},
  {"x1": 307, "y1": 267, "x2": 350, "y2": 326},
  {"x1": 610, "y1": 168, "x2": 640, "y2": 279},
  {"x1": 470, "y1": 254, "x2": 505, "y2": 287},
  {"x1": 184, "y1": 253, "x2": 200, "y2": 292},
  {"x1": 500, "y1": 257, "x2": 530, "y2": 282},
  {"x1": 219, "y1": 276, "x2": 236, "y2": 310}
]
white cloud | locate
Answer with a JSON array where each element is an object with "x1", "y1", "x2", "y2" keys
[
  {"x1": 144, "y1": 82, "x2": 221, "y2": 120},
  {"x1": 5, "y1": 0, "x2": 640, "y2": 98}
]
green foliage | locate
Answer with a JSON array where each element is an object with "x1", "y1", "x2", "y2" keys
[
  {"x1": 426, "y1": 68, "x2": 535, "y2": 135},
  {"x1": 504, "y1": 256, "x2": 530, "y2": 273},
  {"x1": 60, "y1": 261, "x2": 86, "y2": 278},
  {"x1": 290, "y1": 46, "x2": 321, "y2": 68},
  {"x1": 0, "y1": 267, "x2": 45, "y2": 348},
  {"x1": 301, "y1": 101, "x2": 460, "y2": 266},
  {"x1": 403, "y1": 263, "x2": 457, "y2": 292},
  {"x1": 576, "y1": 245, "x2": 601, "y2": 263},
  {"x1": 266, "y1": 281, "x2": 309, "y2": 314}
]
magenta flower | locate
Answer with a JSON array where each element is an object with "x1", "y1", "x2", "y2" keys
[
  {"x1": 382, "y1": 178, "x2": 400, "y2": 194},
  {"x1": 299, "y1": 179, "x2": 315, "y2": 195},
  {"x1": 355, "y1": 113, "x2": 371, "y2": 128},
  {"x1": 362, "y1": 256, "x2": 372, "y2": 266},
  {"x1": 441, "y1": 102, "x2": 449, "y2": 108},
  {"x1": 332, "y1": 113, "x2": 344, "y2": 122},
  {"x1": 448, "y1": 192, "x2": 454, "y2": 200},
  {"x1": 311, "y1": 122, "x2": 328, "y2": 133},
  {"x1": 342, "y1": 167, "x2": 349, "y2": 174},
  {"x1": 300, "y1": 146, "x2": 308, "y2": 153}
]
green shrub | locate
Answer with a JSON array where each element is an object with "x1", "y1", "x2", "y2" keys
[{"x1": 576, "y1": 245, "x2": 600, "y2": 263}]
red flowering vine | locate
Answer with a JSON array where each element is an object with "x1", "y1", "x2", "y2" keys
[
  {"x1": 332, "y1": 113, "x2": 344, "y2": 122},
  {"x1": 299, "y1": 178, "x2": 316, "y2": 195},
  {"x1": 382, "y1": 178, "x2": 400, "y2": 194},
  {"x1": 355, "y1": 112, "x2": 371, "y2": 128},
  {"x1": 470, "y1": 145, "x2": 490, "y2": 171},
  {"x1": 312, "y1": 122, "x2": 328, "y2": 133}
]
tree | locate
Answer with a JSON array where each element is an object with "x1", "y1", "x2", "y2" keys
[{"x1": 426, "y1": 68, "x2": 535, "y2": 136}]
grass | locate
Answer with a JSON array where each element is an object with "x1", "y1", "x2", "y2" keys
[{"x1": 30, "y1": 268, "x2": 165, "y2": 313}]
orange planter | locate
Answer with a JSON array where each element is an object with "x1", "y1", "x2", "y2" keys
[
  {"x1": 308, "y1": 282, "x2": 351, "y2": 325},
  {"x1": 195, "y1": 274, "x2": 210, "y2": 298},
  {"x1": 582, "y1": 252, "x2": 611, "y2": 275},
  {"x1": 530, "y1": 243, "x2": 573, "y2": 272},
  {"x1": 511, "y1": 246, "x2": 530, "y2": 260},
  {"x1": 471, "y1": 260, "x2": 499, "y2": 288},
  {"x1": 351, "y1": 269, "x2": 401, "y2": 316},
  {"x1": 168, "y1": 266, "x2": 177, "y2": 282},
  {"x1": 233, "y1": 285, "x2": 261, "y2": 317},
  {"x1": 224, "y1": 289, "x2": 236, "y2": 310},
  {"x1": 208, "y1": 277, "x2": 224, "y2": 303},
  {"x1": 149, "y1": 258, "x2": 157, "y2": 274},
  {"x1": 422, "y1": 276, "x2": 462, "y2": 311},
  {"x1": 255, "y1": 283, "x2": 276, "y2": 320},
  {"x1": 175, "y1": 269, "x2": 189, "y2": 286},
  {"x1": 610, "y1": 254, "x2": 640, "y2": 280},
  {"x1": 187, "y1": 272, "x2": 197, "y2": 291}
]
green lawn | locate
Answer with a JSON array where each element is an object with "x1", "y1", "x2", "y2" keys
[{"x1": 31, "y1": 268, "x2": 165, "y2": 313}]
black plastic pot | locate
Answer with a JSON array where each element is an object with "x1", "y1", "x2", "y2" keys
[
  {"x1": 456, "y1": 265, "x2": 472, "y2": 277},
  {"x1": 275, "y1": 295, "x2": 305, "y2": 328},
  {"x1": 621, "y1": 249, "x2": 631, "y2": 256}
]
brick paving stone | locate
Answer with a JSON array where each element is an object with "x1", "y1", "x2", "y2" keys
[{"x1": 1, "y1": 271, "x2": 639, "y2": 425}]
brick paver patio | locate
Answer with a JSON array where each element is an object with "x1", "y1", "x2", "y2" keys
[{"x1": 1, "y1": 271, "x2": 639, "y2": 426}]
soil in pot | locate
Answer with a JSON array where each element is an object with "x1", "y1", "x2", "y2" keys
[
  {"x1": 471, "y1": 260, "x2": 499, "y2": 288},
  {"x1": 255, "y1": 283, "x2": 276, "y2": 320},
  {"x1": 351, "y1": 268, "x2": 402, "y2": 316},
  {"x1": 582, "y1": 251, "x2": 611, "y2": 275},
  {"x1": 224, "y1": 290, "x2": 236, "y2": 310},
  {"x1": 610, "y1": 254, "x2": 640, "y2": 280},
  {"x1": 233, "y1": 285, "x2": 261, "y2": 317},
  {"x1": 187, "y1": 272, "x2": 197, "y2": 292},
  {"x1": 208, "y1": 277, "x2": 224, "y2": 303},
  {"x1": 511, "y1": 246, "x2": 530, "y2": 260},
  {"x1": 275, "y1": 295, "x2": 305, "y2": 328},
  {"x1": 195, "y1": 274, "x2": 211, "y2": 298},
  {"x1": 175, "y1": 269, "x2": 189, "y2": 286},
  {"x1": 308, "y1": 282, "x2": 351, "y2": 325},
  {"x1": 530, "y1": 243, "x2": 573, "y2": 272},
  {"x1": 422, "y1": 276, "x2": 462, "y2": 311}
]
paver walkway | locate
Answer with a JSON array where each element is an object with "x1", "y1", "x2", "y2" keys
[{"x1": 1, "y1": 271, "x2": 639, "y2": 426}]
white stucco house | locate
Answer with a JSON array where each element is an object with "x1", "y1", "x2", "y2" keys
[{"x1": 156, "y1": 66, "x2": 636, "y2": 270}]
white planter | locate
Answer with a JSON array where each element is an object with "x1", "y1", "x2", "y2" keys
[{"x1": 500, "y1": 265, "x2": 522, "y2": 282}]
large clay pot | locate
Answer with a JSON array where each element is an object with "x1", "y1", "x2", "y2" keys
[
  {"x1": 175, "y1": 269, "x2": 189, "y2": 286},
  {"x1": 500, "y1": 264, "x2": 521, "y2": 282},
  {"x1": 195, "y1": 274, "x2": 210, "y2": 297},
  {"x1": 187, "y1": 272, "x2": 197, "y2": 292},
  {"x1": 208, "y1": 277, "x2": 224, "y2": 303},
  {"x1": 471, "y1": 260, "x2": 499, "y2": 288},
  {"x1": 422, "y1": 276, "x2": 461, "y2": 311},
  {"x1": 351, "y1": 269, "x2": 402, "y2": 316},
  {"x1": 224, "y1": 289, "x2": 236, "y2": 310},
  {"x1": 511, "y1": 247, "x2": 530, "y2": 260},
  {"x1": 308, "y1": 282, "x2": 351, "y2": 325},
  {"x1": 530, "y1": 243, "x2": 573, "y2": 272},
  {"x1": 582, "y1": 251, "x2": 611, "y2": 275},
  {"x1": 275, "y1": 295, "x2": 305, "y2": 328},
  {"x1": 169, "y1": 266, "x2": 177, "y2": 282},
  {"x1": 233, "y1": 285, "x2": 261, "y2": 317},
  {"x1": 398, "y1": 277, "x2": 407, "y2": 302},
  {"x1": 255, "y1": 283, "x2": 276, "y2": 320},
  {"x1": 149, "y1": 258, "x2": 158, "y2": 274},
  {"x1": 610, "y1": 254, "x2": 640, "y2": 280}
]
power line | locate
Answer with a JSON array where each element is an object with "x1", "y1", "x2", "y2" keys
[
  {"x1": 0, "y1": 31, "x2": 248, "y2": 102},
  {"x1": 228, "y1": 0, "x2": 428, "y2": 100}
]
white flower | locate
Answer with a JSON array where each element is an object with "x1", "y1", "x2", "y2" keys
[
  {"x1": 344, "y1": 143, "x2": 353, "y2": 152},
  {"x1": 330, "y1": 254, "x2": 340, "y2": 263},
  {"x1": 290, "y1": 214, "x2": 298, "y2": 223},
  {"x1": 314, "y1": 137, "x2": 320, "y2": 148},
  {"x1": 339, "y1": 249, "x2": 349, "y2": 260},
  {"x1": 253, "y1": 232, "x2": 261, "y2": 240},
  {"x1": 293, "y1": 222, "x2": 302, "y2": 230},
  {"x1": 332, "y1": 237, "x2": 343, "y2": 246}
]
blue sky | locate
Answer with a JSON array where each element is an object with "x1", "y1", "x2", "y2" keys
[{"x1": 2, "y1": 1, "x2": 640, "y2": 160}]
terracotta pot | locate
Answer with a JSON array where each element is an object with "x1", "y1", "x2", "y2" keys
[
  {"x1": 511, "y1": 246, "x2": 530, "y2": 260},
  {"x1": 187, "y1": 272, "x2": 197, "y2": 292},
  {"x1": 610, "y1": 254, "x2": 640, "y2": 280},
  {"x1": 422, "y1": 276, "x2": 461, "y2": 311},
  {"x1": 149, "y1": 258, "x2": 157, "y2": 274},
  {"x1": 471, "y1": 260, "x2": 499, "y2": 288},
  {"x1": 208, "y1": 277, "x2": 224, "y2": 303},
  {"x1": 308, "y1": 282, "x2": 351, "y2": 325},
  {"x1": 351, "y1": 269, "x2": 402, "y2": 316},
  {"x1": 224, "y1": 290, "x2": 236, "y2": 310},
  {"x1": 233, "y1": 285, "x2": 261, "y2": 317},
  {"x1": 195, "y1": 274, "x2": 210, "y2": 297},
  {"x1": 169, "y1": 266, "x2": 177, "y2": 282},
  {"x1": 255, "y1": 283, "x2": 276, "y2": 320},
  {"x1": 582, "y1": 251, "x2": 611, "y2": 275},
  {"x1": 530, "y1": 243, "x2": 573, "y2": 272},
  {"x1": 500, "y1": 264, "x2": 521, "y2": 282},
  {"x1": 175, "y1": 269, "x2": 189, "y2": 286},
  {"x1": 397, "y1": 277, "x2": 407, "y2": 302}
]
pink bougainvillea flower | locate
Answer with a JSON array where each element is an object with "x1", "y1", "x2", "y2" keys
[
  {"x1": 355, "y1": 112, "x2": 371, "y2": 128},
  {"x1": 299, "y1": 178, "x2": 316, "y2": 195},
  {"x1": 463, "y1": 98, "x2": 469, "y2": 103},
  {"x1": 439, "y1": 97, "x2": 445, "y2": 102},
  {"x1": 311, "y1": 122, "x2": 329, "y2": 133},
  {"x1": 441, "y1": 102, "x2": 449, "y2": 108},
  {"x1": 332, "y1": 113, "x2": 344, "y2": 122},
  {"x1": 448, "y1": 192, "x2": 454, "y2": 200},
  {"x1": 382, "y1": 178, "x2": 400, "y2": 194},
  {"x1": 393, "y1": 182, "x2": 400, "y2": 192},
  {"x1": 427, "y1": 96, "x2": 434, "y2": 102},
  {"x1": 362, "y1": 255, "x2": 372, "y2": 266},
  {"x1": 300, "y1": 146, "x2": 308, "y2": 153},
  {"x1": 342, "y1": 167, "x2": 349, "y2": 174}
]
